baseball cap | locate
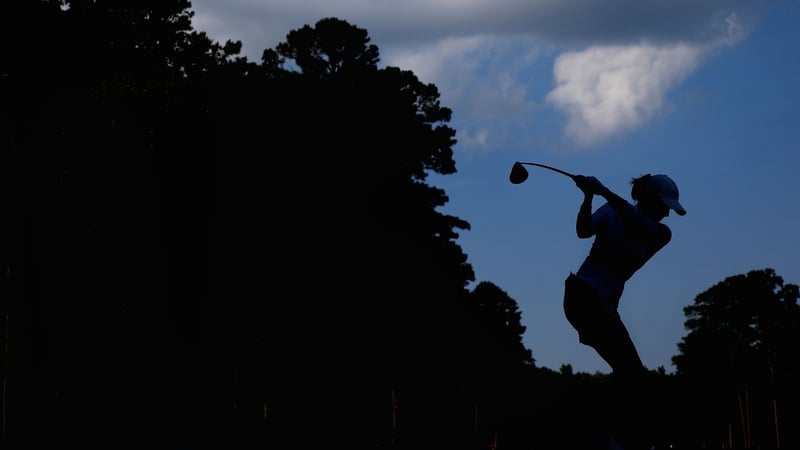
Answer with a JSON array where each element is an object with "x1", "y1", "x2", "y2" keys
[{"x1": 649, "y1": 174, "x2": 686, "y2": 216}]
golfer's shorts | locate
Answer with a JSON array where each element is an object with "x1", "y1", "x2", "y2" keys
[{"x1": 563, "y1": 273, "x2": 625, "y2": 348}]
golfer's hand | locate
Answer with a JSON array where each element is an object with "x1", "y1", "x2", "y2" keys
[{"x1": 574, "y1": 175, "x2": 605, "y2": 195}]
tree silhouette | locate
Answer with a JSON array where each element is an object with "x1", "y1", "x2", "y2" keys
[
  {"x1": 2, "y1": 1, "x2": 244, "y2": 447},
  {"x1": 205, "y1": 17, "x2": 479, "y2": 448},
  {"x1": 672, "y1": 268, "x2": 800, "y2": 448},
  {"x1": 461, "y1": 281, "x2": 535, "y2": 373},
  {"x1": 1, "y1": 6, "x2": 570, "y2": 447},
  {"x1": 276, "y1": 17, "x2": 380, "y2": 77}
]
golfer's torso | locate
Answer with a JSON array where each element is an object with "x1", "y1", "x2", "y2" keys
[{"x1": 576, "y1": 204, "x2": 664, "y2": 304}]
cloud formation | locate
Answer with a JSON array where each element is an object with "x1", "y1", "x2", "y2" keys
[
  {"x1": 191, "y1": 0, "x2": 759, "y2": 54},
  {"x1": 189, "y1": 1, "x2": 761, "y2": 148},
  {"x1": 544, "y1": 11, "x2": 750, "y2": 147},
  {"x1": 386, "y1": 36, "x2": 541, "y2": 153},
  {"x1": 545, "y1": 44, "x2": 701, "y2": 147}
]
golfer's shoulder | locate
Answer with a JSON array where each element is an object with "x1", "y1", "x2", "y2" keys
[
  {"x1": 597, "y1": 202, "x2": 617, "y2": 217},
  {"x1": 656, "y1": 222, "x2": 672, "y2": 245}
]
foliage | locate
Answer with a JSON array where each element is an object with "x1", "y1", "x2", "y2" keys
[
  {"x1": 2, "y1": 6, "x2": 538, "y2": 447},
  {"x1": 7, "y1": 4, "x2": 799, "y2": 449},
  {"x1": 673, "y1": 268, "x2": 799, "y2": 383},
  {"x1": 275, "y1": 17, "x2": 380, "y2": 77},
  {"x1": 671, "y1": 268, "x2": 800, "y2": 448},
  {"x1": 461, "y1": 281, "x2": 535, "y2": 371}
]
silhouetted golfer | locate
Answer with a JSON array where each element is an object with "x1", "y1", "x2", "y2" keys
[{"x1": 563, "y1": 173, "x2": 686, "y2": 450}]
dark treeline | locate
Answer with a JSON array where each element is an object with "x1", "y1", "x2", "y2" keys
[{"x1": 2, "y1": 3, "x2": 799, "y2": 449}]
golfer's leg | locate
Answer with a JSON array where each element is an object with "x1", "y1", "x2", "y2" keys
[
  {"x1": 591, "y1": 322, "x2": 650, "y2": 449},
  {"x1": 593, "y1": 330, "x2": 644, "y2": 376}
]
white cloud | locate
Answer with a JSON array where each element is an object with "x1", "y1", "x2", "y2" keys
[
  {"x1": 545, "y1": 43, "x2": 701, "y2": 147},
  {"x1": 543, "y1": 10, "x2": 751, "y2": 148},
  {"x1": 383, "y1": 36, "x2": 542, "y2": 153},
  {"x1": 383, "y1": 36, "x2": 487, "y2": 89},
  {"x1": 384, "y1": 36, "x2": 538, "y2": 113},
  {"x1": 459, "y1": 129, "x2": 492, "y2": 152},
  {"x1": 189, "y1": 1, "x2": 760, "y2": 148}
]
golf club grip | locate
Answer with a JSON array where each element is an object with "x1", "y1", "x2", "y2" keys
[{"x1": 518, "y1": 162, "x2": 576, "y2": 180}]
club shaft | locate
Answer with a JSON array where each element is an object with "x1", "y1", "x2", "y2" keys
[{"x1": 517, "y1": 162, "x2": 576, "y2": 179}]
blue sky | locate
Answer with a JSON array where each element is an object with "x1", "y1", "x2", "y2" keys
[{"x1": 190, "y1": 1, "x2": 800, "y2": 374}]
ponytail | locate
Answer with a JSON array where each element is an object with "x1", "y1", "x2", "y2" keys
[{"x1": 630, "y1": 174, "x2": 652, "y2": 201}]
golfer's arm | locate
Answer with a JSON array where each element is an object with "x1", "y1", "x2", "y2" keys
[
  {"x1": 576, "y1": 194, "x2": 594, "y2": 238},
  {"x1": 598, "y1": 187, "x2": 634, "y2": 221}
]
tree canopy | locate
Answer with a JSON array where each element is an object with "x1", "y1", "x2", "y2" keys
[
  {"x1": 4, "y1": 3, "x2": 800, "y2": 448},
  {"x1": 671, "y1": 268, "x2": 800, "y2": 448},
  {"x1": 1, "y1": 7, "x2": 539, "y2": 447},
  {"x1": 673, "y1": 268, "x2": 800, "y2": 384}
]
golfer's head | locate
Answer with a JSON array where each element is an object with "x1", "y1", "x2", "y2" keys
[{"x1": 632, "y1": 174, "x2": 686, "y2": 217}]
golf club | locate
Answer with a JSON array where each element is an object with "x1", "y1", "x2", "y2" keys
[{"x1": 509, "y1": 161, "x2": 576, "y2": 184}]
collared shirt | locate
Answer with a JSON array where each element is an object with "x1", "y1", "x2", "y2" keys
[{"x1": 574, "y1": 201, "x2": 671, "y2": 307}]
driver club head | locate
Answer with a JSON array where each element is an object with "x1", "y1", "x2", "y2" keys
[{"x1": 509, "y1": 162, "x2": 529, "y2": 184}]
